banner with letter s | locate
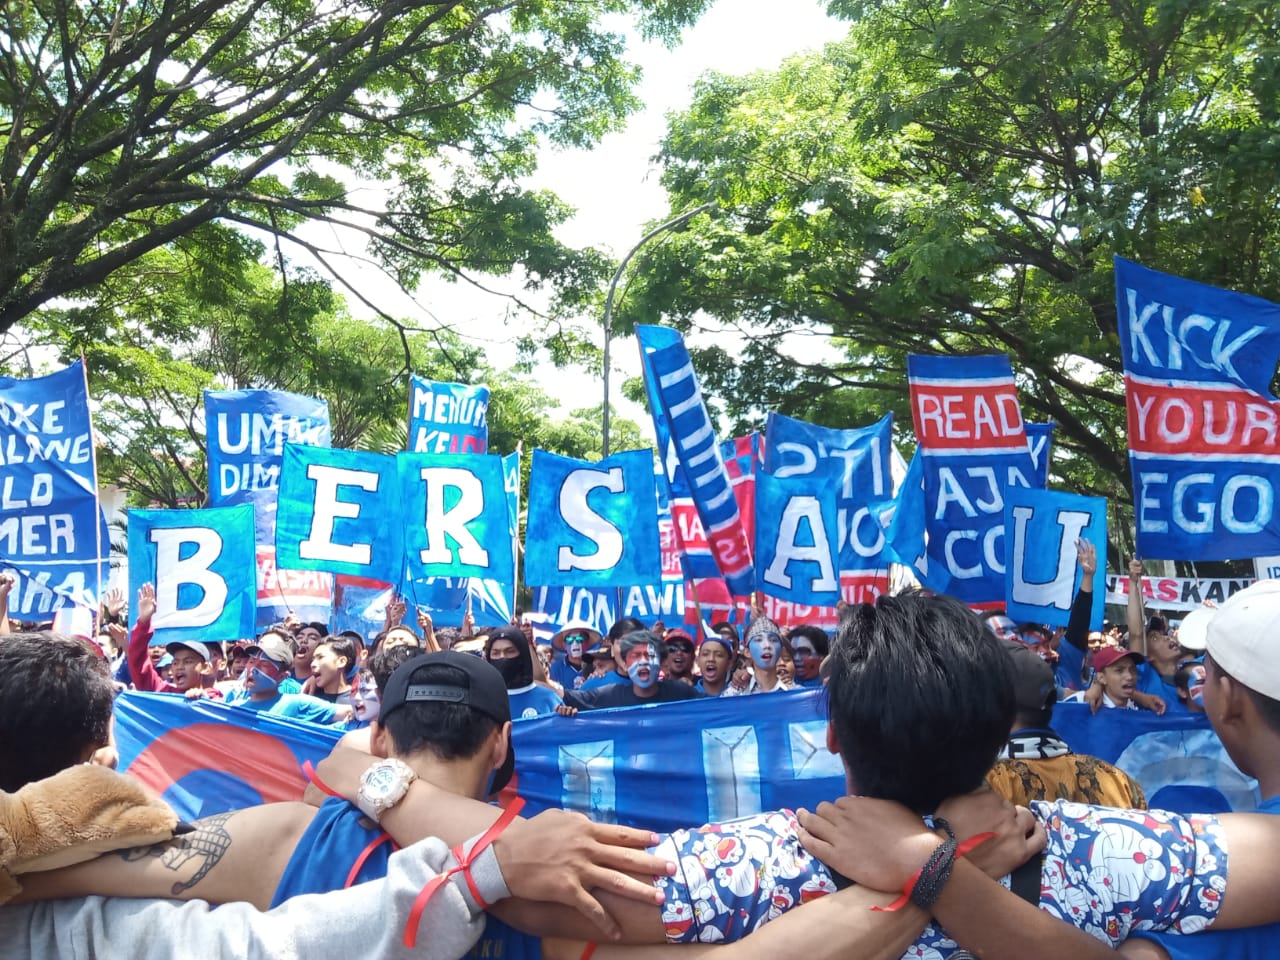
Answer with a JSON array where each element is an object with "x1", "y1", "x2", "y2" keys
[
  {"x1": 1115, "y1": 257, "x2": 1280, "y2": 560},
  {"x1": 1002, "y1": 488, "x2": 1106, "y2": 628},
  {"x1": 525, "y1": 449, "x2": 660, "y2": 588},
  {"x1": 407, "y1": 376, "x2": 489, "y2": 454},
  {"x1": 0, "y1": 360, "x2": 107, "y2": 616},
  {"x1": 127, "y1": 505, "x2": 257, "y2": 643},
  {"x1": 907, "y1": 354, "x2": 1037, "y2": 606}
]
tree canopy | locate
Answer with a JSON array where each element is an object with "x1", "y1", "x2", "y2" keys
[{"x1": 619, "y1": 0, "x2": 1280, "y2": 542}]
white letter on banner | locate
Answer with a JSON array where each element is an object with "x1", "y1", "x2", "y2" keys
[
  {"x1": 1222, "y1": 475, "x2": 1271, "y2": 534},
  {"x1": 299, "y1": 464, "x2": 379, "y2": 565},
  {"x1": 419, "y1": 467, "x2": 489, "y2": 567},
  {"x1": 944, "y1": 530, "x2": 982, "y2": 579},
  {"x1": 1138, "y1": 472, "x2": 1169, "y2": 533},
  {"x1": 149, "y1": 527, "x2": 227, "y2": 629},
  {"x1": 556, "y1": 467, "x2": 625, "y2": 572},
  {"x1": 1010, "y1": 506, "x2": 1090, "y2": 608},
  {"x1": 764, "y1": 496, "x2": 837, "y2": 591},
  {"x1": 1172, "y1": 474, "x2": 1215, "y2": 534}
]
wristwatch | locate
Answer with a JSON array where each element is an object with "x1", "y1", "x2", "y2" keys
[{"x1": 356, "y1": 758, "x2": 418, "y2": 823}]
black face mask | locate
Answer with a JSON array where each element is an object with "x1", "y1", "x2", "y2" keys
[{"x1": 490, "y1": 655, "x2": 531, "y2": 690}]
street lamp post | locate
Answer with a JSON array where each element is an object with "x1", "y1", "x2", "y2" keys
[{"x1": 601, "y1": 202, "x2": 716, "y2": 457}]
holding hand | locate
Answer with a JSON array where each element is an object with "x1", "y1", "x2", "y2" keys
[
  {"x1": 1075, "y1": 539, "x2": 1096, "y2": 576},
  {"x1": 102, "y1": 586, "x2": 127, "y2": 620},
  {"x1": 136, "y1": 583, "x2": 157, "y2": 625}
]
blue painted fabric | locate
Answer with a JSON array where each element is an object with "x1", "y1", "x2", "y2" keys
[
  {"x1": 1003, "y1": 488, "x2": 1106, "y2": 628},
  {"x1": 407, "y1": 375, "x2": 489, "y2": 454}
]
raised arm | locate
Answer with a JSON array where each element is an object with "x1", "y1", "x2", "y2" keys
[
  {"x1": 1127, "y1": 558, "x2": 1148, "y2": 657},
  {"x1": 1063, "y1": 539, "x2": 1096, "y2": 653},
  {"x1": 125, "y1": 584, "x2": 169, "y2": 693}
]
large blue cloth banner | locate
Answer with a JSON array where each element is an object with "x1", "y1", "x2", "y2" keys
[
  {"x1": 1115, "y1": 257, "x2": 1280, "y2": 560},
  {"x1": 407, "y1": 375, "x2": 489, "y2": 454},
  {"x1": 276, "y1": 444, "x2": 402, "y2": 583},
  {"x1": 398, "y1": 452, "x2": 513, "y2": 585},
  {"x1": 1003, "y1": 488, "x2": 1106, "y2": 629},
  {"x1": 755, "y1": 462, "x2": 842, "y2": 605},
  {"x1": 127, "y1": 505, "x2": 257, "y2": 643},
  {"x1": 528, "y1": 582, "x2": 684, "y2": 638},
  {"x1": 637, "y1": 326, "x2": 755, "y2": 597},
  {"x1": 907, "y1": 354, "x2": 1038, "y2": 606},
  {"x1": 525, "y1": 449, "x2": 660, "y2": 588},
  {"x1": 116, "y1": 689, "x2": 1257, "y2": 828},
  {"x1": 1025, "y1": 421, "x2": 1055, "y2": 488},
  {"x1": 0, "y1": 360, "x2": 108, "y2": 616}
]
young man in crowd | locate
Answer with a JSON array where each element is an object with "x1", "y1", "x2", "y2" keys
[
  {"x1": 548, "y1": 621, "x2": 598, "y2": 692},
  {"x1": 786, "y1": 625, "x2": 828, "y2": 687},
  {"x1": 1066, "y1": 645, "x2": 1147, "y2": 710},
  {"x1": 290, "y1": 621, "x2": 326, "y2": 683},
  {"x1": 221, "y1": 632, "x2": 352, "y2": 723},
  {"x1": 693, "y1": 633, "x2": 733, "y2": 696},
  {"x1": 1127, "y1": 558, "x2": 1187, "y2": 701},
  {"x1": 309, "y1": 635, "x2": 358, "y2": 706},
  {"x1": 580, "y1": 617, "x2": 646, "y2": 690},
  {"x1": 558, "y1": 630, "x2": 703, "y2": 713},
  {"x1": 125, "y1": 584, "x2": 215, "y2": 695},
  {"x1": 487, "y1": 624, "x2": 564, "y2": 719},
  {"x1": 723, "y1": 615, "x2": 792, "y2": 695},
  {"x1": 659, "y1": 628, "x2": 696, "y2": 685}
]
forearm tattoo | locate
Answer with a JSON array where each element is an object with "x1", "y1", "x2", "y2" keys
[{"x1": 118, "y1": 811, "x2": 234, "y2": 896}]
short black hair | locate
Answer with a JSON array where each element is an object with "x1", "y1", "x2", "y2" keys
[
  {"x1": 316, "y1": 635, "x2": 359, "y2": 679},
  {"x1": 380, "y1": 661, "x2": 498, "y2": 761},
  {"x1": 826, "y1": 591, "x2": 1015, "y2": 812},
  {"x1": 0, "y1": 633, "x2": 116, "y2": 791},
  {"x1": 786, "y1": 625, "x2": 829, "y2": 657},
  {"x1": 607, "y1": 617, "x2": 645, "y2": 642}
]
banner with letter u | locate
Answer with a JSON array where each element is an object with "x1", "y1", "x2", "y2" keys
[
  {"x1": 525, "y1": 448, "x2": 660, "y2": 588},
  {"x1": 127, "y1": 505, "x2": 257, "y2": 643},
  {"x1": 755, "y1": 463, "x2": 841, "y2": 606},
  {"x1": 0, "y1": 360, "x2": 107, "y2": 616},
  {"x1": 407, "y1": 375, "x2": 489, "y2": 454},
  {"x1": 1115, "y1": 257, "x2": 1280, "y2": 560},
  {"x1": 1003, "y1": 488, "x2": 1106, "y2": 628},
  {"x1": 907, "y1": 354, "x2": 1037, "y2": 605}
]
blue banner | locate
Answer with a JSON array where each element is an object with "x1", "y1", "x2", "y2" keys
[
  {"x1": 407, "y1": 376, "x2": 489, "y2": 454},
  {"x1": 525, "y1": 449, "x2": 660, "y2": 588},
  {"x1": 398, "y1": 452, "x2": 513, "y2": 585},
  {"x1": 276, "y1": 445, "x2": 402, "y2": 583},
  {"x1": 117, "y1": 689, "x2": 1257, "y2": 827},
  {"x1": 755, "y1": 462, "x2": 842, "y2": 605},
  {"x1": 907, "y1": 355, "x2": 1038, "y2": 605},
  {"x1": 528, "y1": 582, "x2": 685, "y2": 638},
  {"x1": 0, "y1": 361, "x2": 107, "y2": 616},
  {"x1": 1115, "y1": 257, "x2": 1280, "y2": 560},
  {"x1": 127, "y1": 506, "x2": 257, "y2": 643},
  {"x1": 1003, "y1": 488, "x2": 1106, "y2": 628},
  {"x1": 1025, "y1": 421, "x2": 1055, "y2": 488},
  {"x1": 637, "y1": 326, "x2": 755, "y2": 596}
]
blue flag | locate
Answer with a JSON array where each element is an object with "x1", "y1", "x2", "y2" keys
[
  {"x1": 398, "y1": 452, "x2": 513, "y2": 584},
  {"x1": 1003, "y1": 488, "x2": 1106, "y2": 628},
  {"x1": 755, "y1": 462, "x2": 842, "y2": 605},
  {"x1": 1115, "y1": 257, "x2": 1280, "y2": 560},
  {"x1": 276, "y1": 445, "x2": 403, "y2": 583},
  {"x1": 407, "y1": 376, "x2": 489, "y2": 454},
  {"x1": 127, "y1": 505, "x2": 258, "y2": 643},
  {"x1": 1025, "y1": 421, "x2": 1055, "y2": 488},
  {"x1": 525, "y1": 449, "x2": 660, "y2": 588},
  {"x1": 0, "y1": 361, "x2": 108, "y2": 616}
]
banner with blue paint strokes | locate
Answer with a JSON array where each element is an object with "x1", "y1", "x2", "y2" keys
[
  {"x1": 1025, "y1": 422, "x2": 1055, "y2": 489},
  {"x1": 276, "y1": 445, "x2": 402, "y2": 584},
  {"x1": 1115, "y1": 257, "x2": 1280, "y2": 560},
  {"x1": 1003, "y1": 488, "x2": 1106, "y2": 629},
  {"x1": 755, "y1": 461, "x2": 842, "y2": 606},
  {"x1": 127, "y1": 505, "x2": 257, "y2": 643},
  {"x1": 0, "y1": 360, "x2": 108, "y2": 616},
  {"x1": 525, "y1": 449, "x2": 660, "y2": 588},
  {"x1": 408, "y1": 375, "x2": 489, "y2": 454}
]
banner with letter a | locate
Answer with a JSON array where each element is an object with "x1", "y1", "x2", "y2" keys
[
  {"x1": 205, "y1": 389, "x2": 332, "y2": 626},
  {"x1": 276, "y1": 445, "x2": 402, "y2": 584},
  {"x1": 1115, "y1": 257, "x2": 1280, "y2": 560},
  {"x1": 1003, "y1": 488, "x2": 1106, "y2": 629},
  {"x1": 0, "y1": 360, "x2": 108, "y2": 616},
  {"x1": 525, "y1": 448, "x2": 660, "y2": 588},
  {"x1": 407, "y1": 376, "x2": 489, "y2": 454},
  {"x1": 127, "y1": 505, "x2": 257, "y2": 643},
  {"x1": 755, "y1": 462, "x2": 842, "y2": 606},
  {"x1": 637, "y1": 326, "x2": 755, "y2": 597},
  {"x1": 907, "y1": 354, "x2": 1037, "y2": 606}
]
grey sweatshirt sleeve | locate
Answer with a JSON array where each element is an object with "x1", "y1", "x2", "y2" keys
[{"x1": 0, "y1": 835, "x2": 490, "y2": 960}]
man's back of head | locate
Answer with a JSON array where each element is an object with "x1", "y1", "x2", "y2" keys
[
  {"x1": 826, "y1": 590, "x2": 1015, "y2": 812},
  {"x1": 0, "y1": 633, "x2": 115, "y2": 791}
]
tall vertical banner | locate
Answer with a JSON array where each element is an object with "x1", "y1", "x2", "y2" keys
[
  {"x1": 204, "y1": 389, "x2": 332, "y2": 626},
  {"x1": 907, "y1": 354, "x2": 1037, "y2": 605},
  {"x1": 1002, "y1": 489, "x2": 1106, "y2": 628},
  {"x1": 128, "y1": 505, "x2": 257, "y2": 643},
  {"x1": 1115, "y1": 257, "x2": 1280, "y2": 560},
  {"x1": 525, "y1": 449, "x2": 660, "y2": 588},
  {"x1": 407, "y1": 376, "x2": 489, "y2": 454},
  {"x1": 636, "y1": 326, "x2": 755, "y2": 597},
  {"x1": 0, "y1": 361, "x2": 107, "y2": 616}
]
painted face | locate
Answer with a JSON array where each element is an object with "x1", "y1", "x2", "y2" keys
[
  {"x1": 625, "y1": 643, "x2": 660, "y2": 689},
  {"x1": 244, "y1": 655, "x2": 287, "y2": 692},
  {"x1": 987, "y1": 616, "x2": 1018, "y2": 641},
  {"x1": 749, "y1": 632, "x2": 779, "y2": 669},
  {"x1": 1186, "y1": 664, "x2": 1207, "y2": 708},
  {"x1": 791, "y1": 639, "x2": 820, "y2": 680},
  {"x1": 563, "y1": 634, "x2": 585, "y2": 660},
  {"x1": 351, "y1": 674, "x2": 380, "y2": 723},
  {"x1": 697, "y1": 643, "x2": 730, "y2": 685}
]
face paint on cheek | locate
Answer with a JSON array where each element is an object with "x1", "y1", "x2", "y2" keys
[
  {"x1": 750, "y1": 638, "x2": 777, "y2": 666},
  {"x1": 568, "y1": 640, "x2": 583, "y2": 658}
]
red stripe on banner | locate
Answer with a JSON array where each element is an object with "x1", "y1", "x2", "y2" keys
[
  {"x1": 1124, "y1": 378, "x2": 1280, "y2": 457},
  {"x1": 129, "y1": 722, "x2": 310, "y2": 802},
  {"x1": 909, "y1": 381, "x2": 1027, "y2": 450}
]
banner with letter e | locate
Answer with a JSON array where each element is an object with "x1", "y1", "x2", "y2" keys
[
  {"x1": 525, "y1": 448, "x2": 660, "y2": 588},
  {"x1": 1115, "y1": 257, "x2": 1280, "y2": 560},
  {"x1": 127, "y1": 505, "x2": 257, "y2": 643},
  {"x1": 0, "y1": 360, "x2": 107, "y2": 616},
  {"x1": 407, "y1": 375, "x2": 489, "y2": 454},
  {"x1": 755, "y1": 462, "x2": 842, "y2": 606},
  {"x1": 1003, "y1": 488, "x2": 1106, "y2": 628},
  {"x1": 907, "y1": 354, "x2": 1038, "y2": 606}
]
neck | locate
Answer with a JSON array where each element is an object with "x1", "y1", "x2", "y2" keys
[
  {"x1": 249, "y1": 687, "x2": 280, "y2": 702},
  {"x1": 399, "y1": 752, "x2": 491, "y2": 801},
  {"x1": 632, "y1": 682, "x2": 658, "y2": 699},
  {"x1": 754, "y1": 666, "x2": 780, "y2": 690},
  {"x1": 701, "y1": 677, "x2": 726, "y2": 695},
  {"x1": 320, "y1": 677, "x2": 349, "y2": 695}
]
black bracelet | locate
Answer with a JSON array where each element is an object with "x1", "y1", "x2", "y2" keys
[{"x1": 909, "y1": 836, "x2": 958, "y2": 910}]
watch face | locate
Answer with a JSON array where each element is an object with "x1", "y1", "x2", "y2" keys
[{"x1": 366, "y1": 765, "x2": 398, "y2": 797}]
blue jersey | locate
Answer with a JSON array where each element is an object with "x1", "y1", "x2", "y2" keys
[
  {"x1": 549, "y1": 657, "x2": 585, "y2": 692},
  {"x1": 509, "y1": 683, "x2": 562, "y2": 720},
  {"x1": 581, "y1": 670, "x2": 628, "y2": 690},
  {"x1": 227, "y1": 691, "x2": 339, "y2": 724}
]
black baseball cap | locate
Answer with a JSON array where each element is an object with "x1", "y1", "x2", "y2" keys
[
  {"x1": 1001, "y1": 638, "x2": 1056, "y2": 716},
  {"x1": 379, "y1": 652, "x2": 515, "y2": 793}
]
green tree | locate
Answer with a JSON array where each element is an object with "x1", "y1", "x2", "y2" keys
[
  {"x1": 620, "y1": 0, "x2": 1280, "y2": 547},
  {"x1": 0, "y1": 0, "x2": 709, "y2": 332}
]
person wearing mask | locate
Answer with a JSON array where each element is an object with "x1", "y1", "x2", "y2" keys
[{"x1": 486, "y1": 625, "x2": 563, "y2": 719}]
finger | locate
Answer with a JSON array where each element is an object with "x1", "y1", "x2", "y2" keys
[
  {"x1": 567, "y1": 886, "x2": 620, "y2": 941},
  {"x1": 796, "y1": 823, "x2": 835, "y2": 861},
  {"x1": 589, "y1": 822, "x2": 659, "y2": 847},
  {"x1": 586, "y1": 864, "x2": 667, "y2": 904},
  {"x1": 796, "y1": 809, "x2": 839, "y2": 845}
]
